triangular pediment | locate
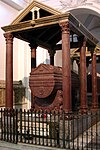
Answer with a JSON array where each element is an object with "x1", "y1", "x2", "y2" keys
[{"x1": 11, "y1": 0, "x2": 60, "y2": 25}]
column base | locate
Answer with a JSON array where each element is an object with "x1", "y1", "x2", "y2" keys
[
  {"x1": 91, "y1": 105, "x2": 98, "y2": 112},
  {"x1": 80, "y1": 106, "x2": 88, "y2": 114}
]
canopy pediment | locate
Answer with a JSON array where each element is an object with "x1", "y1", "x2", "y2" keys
[
  {"x1": 1, "y1": 0, "x2": 98, "y2": 51},
  {"x1": 11, "y1": 0, "x2": 61, "y2": 25}
]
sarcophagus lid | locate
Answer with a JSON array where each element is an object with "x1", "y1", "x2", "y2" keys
[{"x1": 29, "y1": 64, "x2": 62, "y2": 98}]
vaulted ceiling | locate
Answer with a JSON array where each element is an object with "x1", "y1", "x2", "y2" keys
[{"x1": 69, "y1": 8, "x2": 100, "y2": 46}]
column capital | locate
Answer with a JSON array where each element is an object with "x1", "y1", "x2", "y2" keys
[
  {"x1": 48, "y1": 50, "x2": 56, "y2": 57},
  {"x1": 89, "y1": 46, "x2": 96, "y2": 55},
  {"x1": 59, "y1": 20, "x2": 70, "y2": 34},
  {"x1": 29, "y1": 42, "x2": 37, "y2": 49},
  {"x1": 83, "y1": 37, "x2": 87, "y2": 47},
  {"x1": 91, "y1": 51, "x2": 96, "y2": 57},
  {"x1": 4, "y1": 32, "x2": 13, "y2": 44},
  {"x1": 78, "y1": 36, "x2": 87, "y2": 48}
]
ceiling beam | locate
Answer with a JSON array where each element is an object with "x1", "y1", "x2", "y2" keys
[{"x1": 46, "y1": 29, "x2": 60, "y2": 43}]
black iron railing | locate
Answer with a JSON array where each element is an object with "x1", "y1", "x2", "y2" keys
[
  {"x1": 0, "y1": 108, "x2": 100, "y2": 149},
  {"x1": 0, "y1": 109, "x2": 18, "y2": 144}
]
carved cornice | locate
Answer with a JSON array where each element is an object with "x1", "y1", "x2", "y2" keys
[
  {"x1": 2, "y1": 21, "x2": 32, "y2": 33},
  {"x1": 2, "y1": 13, "x2": 70, "y2": 33},
  {"x1": 1, "y1": 13, "x2": 98, "y2": 46}
]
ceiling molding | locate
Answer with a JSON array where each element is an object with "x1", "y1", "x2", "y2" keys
[{"x1": 1, "y1": 0, "x2": 28, "y2": 11}]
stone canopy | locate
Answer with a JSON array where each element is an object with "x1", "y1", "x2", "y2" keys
[
  {"x1": 1, "y1": 0, "x2": 99, "y2": 112},
  {"x1": 2, "y1": 0, "x2": 98, "y2": 50}
]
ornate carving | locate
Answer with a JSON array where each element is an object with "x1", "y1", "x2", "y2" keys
[
  {"x1": 29, "y1": 64, "x2": 62, "y2": 110},
  {"x1": 60, "y1": 0, "x2": 87, "y2": 8},
  {"x1": 30, "y1": 64, "x2": 79, "y2": 111},
  {"x1": 34, "y1": 90, "x2": 63, "y2": 111},
  {"x1": 29, "y1": 64, "x2": 62, "y2": 98},
  {"x1": 59, "y1": 20, "x2": 70, "y2": 34},
  {"x1": 4, "y1": 33, "x2": 13, "y2": 44}
]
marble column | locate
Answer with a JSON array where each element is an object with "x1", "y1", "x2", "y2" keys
[
  {"x1": 29, "y1": 43, "x2": 37, "y2": 69},
  {"x1": 29, "y1": 43, "x2": 37, "y2": 110},
  {"x1": 91, "y1": 51, "x2": 98, "y2": 111},
  {"x1": 4, "y1": 33, "x2": 14, "y2": 109},
  {"x1": 59, "y1": 20, "x2": 71, "y2": 112},
  {"x1": 49, "y1": 50, "x2": 55, "y2": 66},
  {"x1": 80, "y1": 37, "x2": 88, "y2": 113}
]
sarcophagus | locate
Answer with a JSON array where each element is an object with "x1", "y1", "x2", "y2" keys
[
  {"x1": 29, "y1": 64, "x2": 63, "y2": 110},
  {"x1": 29, "y1": 64, "x2": 62, "y2": 98},
  {"x1": 29, "y1": 64, "x2": 79, "y2": 111}
]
